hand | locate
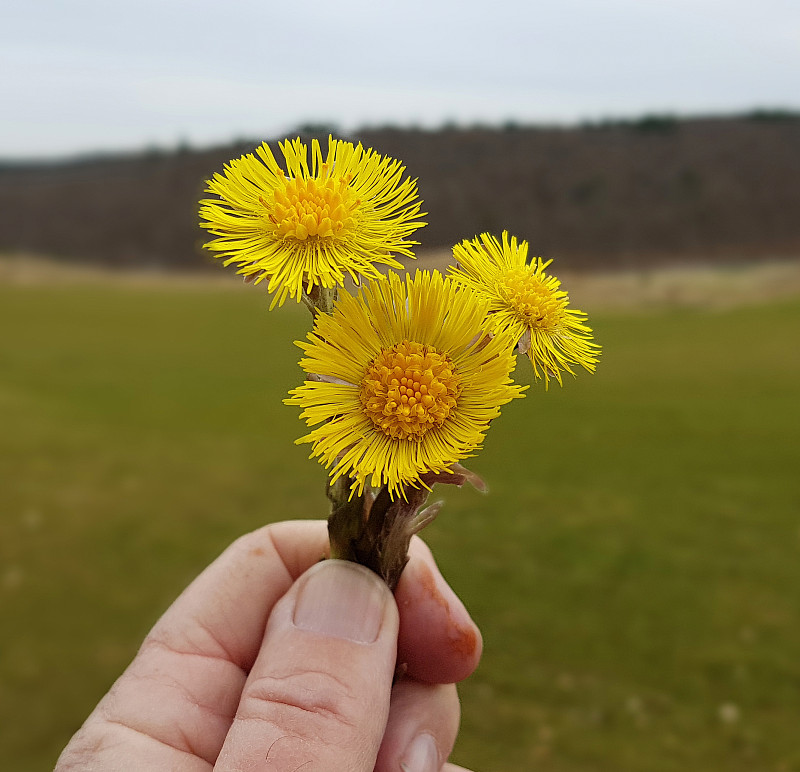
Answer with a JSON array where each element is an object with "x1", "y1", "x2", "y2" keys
[{"x1": 55, "y1": 520, "x2": 480, "y2": 771}]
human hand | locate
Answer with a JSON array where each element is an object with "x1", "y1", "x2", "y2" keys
[{"x1": 55, "y1": 520, "x2": 480, "y2": 771}]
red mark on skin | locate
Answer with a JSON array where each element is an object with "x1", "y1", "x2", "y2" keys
[
  {"x1": 416, "y1": 562, "x2": 479, "y2": 659},
  {"x1": 417, "y1": 562, "x2": 448, "y2": 610},
  {"x1": 250, "y1": 546, "x2": 266, "y2": 557},
  {"x1": 450, "y1": 620, "x2": 479, "y2": 659}
]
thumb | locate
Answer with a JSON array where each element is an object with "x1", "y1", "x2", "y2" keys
[{"x1": 215, "y1": 559, "x2": 399, "y2": 771}]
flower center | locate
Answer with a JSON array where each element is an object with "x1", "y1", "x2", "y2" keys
[
  {"x1": 498, "y1": 268, "x2": 563, "y2": 329},
  {"x1": 360, "y1": 340, "x2": 461, "y2": 441},
  {"x1": 264, "y1": 167, "x2": 360, "y2": 242}
]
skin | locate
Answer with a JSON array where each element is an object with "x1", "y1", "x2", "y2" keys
[{"x1": 55, "y1": 520, "x2": 481, "y2": 771}]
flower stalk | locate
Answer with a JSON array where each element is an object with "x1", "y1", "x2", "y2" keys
[{"x1": 326, "y1": 467, "x2": 483, "y2": 590}]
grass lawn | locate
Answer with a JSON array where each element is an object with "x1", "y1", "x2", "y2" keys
[{"x1": 1, "y1": 278, "x2": 799, "y2": 771}]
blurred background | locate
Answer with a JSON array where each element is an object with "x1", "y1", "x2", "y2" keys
[{"x1": 2, "y1": 1, "x2": 800, "y2": 770}]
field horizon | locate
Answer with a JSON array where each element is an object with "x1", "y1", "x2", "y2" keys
[{"x1": 3, "y1": 250, "x2": 800, "y2": 312}]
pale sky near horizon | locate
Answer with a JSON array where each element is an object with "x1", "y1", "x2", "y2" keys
[{"x1": 2, "y1": 0, "x2": 799, "y2": 160}]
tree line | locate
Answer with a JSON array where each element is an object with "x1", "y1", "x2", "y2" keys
[{"x1": 1, "y1": 113, "x2": 799, "y2": 271}]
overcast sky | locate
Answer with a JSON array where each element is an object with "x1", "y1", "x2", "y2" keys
[{"x1": 2, "y1": 0, "x2": 799, "y2": 159}]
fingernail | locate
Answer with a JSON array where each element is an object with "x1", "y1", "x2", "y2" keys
[
  {"x1": 293, "y1": 560, "x2": 387, "y2": 643},
  {"x1": 400, "y1": 732, "x2": 439, "y2": 772}
]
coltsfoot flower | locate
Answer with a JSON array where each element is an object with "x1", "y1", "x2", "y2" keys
[
  {"x1": 450, "y1": 231, "x2": 601, "y2": 387},
  {"x1": 286, "y1": 270, "x2": 526, "y2": 498},
  {"x1": 199, "y1": 137, "x2": 425, "y2": 307}
]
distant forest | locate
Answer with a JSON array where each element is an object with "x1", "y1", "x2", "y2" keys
[{"x1": 1, "y1": 113, "x2": 799, "y2": 271}]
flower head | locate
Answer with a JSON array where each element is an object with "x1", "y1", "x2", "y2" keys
[
  {"x1": 450, "y1": 232, "x2": 600, "y2": 387},
  {"x1": 286, "y1": 270, "x2": 525, "y2": 498},
  {"x1": 199, "y1": 137, "x2": 425, "y2": 307}
]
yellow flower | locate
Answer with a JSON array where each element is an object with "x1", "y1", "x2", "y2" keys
[
  {"x1": 286, "y1": 270, "x2": 525, "y2": 498},
  {"x1": 199, "y1": 137, "x2": 425, "y2": 308},
  {"x1": 450, "y1": 232, "x2": 600, "y2": 387}
]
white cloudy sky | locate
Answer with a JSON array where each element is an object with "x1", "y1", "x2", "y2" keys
[{"x1": 2, "y1": 0, "x2": 799, "y2": 159}]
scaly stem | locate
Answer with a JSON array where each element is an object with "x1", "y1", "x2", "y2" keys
[
  {"x1": 305, "y1": 285, "x2": 338, "y2": 316},
  {"x1": 326, "y1": 475, "x2": 365, "y2": 562}
]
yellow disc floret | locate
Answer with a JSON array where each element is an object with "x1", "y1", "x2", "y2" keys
[
  {"x1": 497, "y1": 267, "x2": 565, "y2": 330},
  {"x1": 360, "y1": 341, "x2": 460, "y2": 440},
  {"x1": 266, "y1": 167, "x2": 359, "y2": 242}
]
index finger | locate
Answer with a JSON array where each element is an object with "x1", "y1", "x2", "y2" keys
[{"x1": 58, "y1": 520, "x2": 326, "y2": 770}]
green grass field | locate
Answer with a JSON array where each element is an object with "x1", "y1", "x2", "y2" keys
[{"x1": 2, "y1": 279, "x2": 799, "y2": 771}]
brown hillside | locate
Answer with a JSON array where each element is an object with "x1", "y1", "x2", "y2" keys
[{"x1": 1, "y1": 115, "x2": 798, "y2": 270}]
